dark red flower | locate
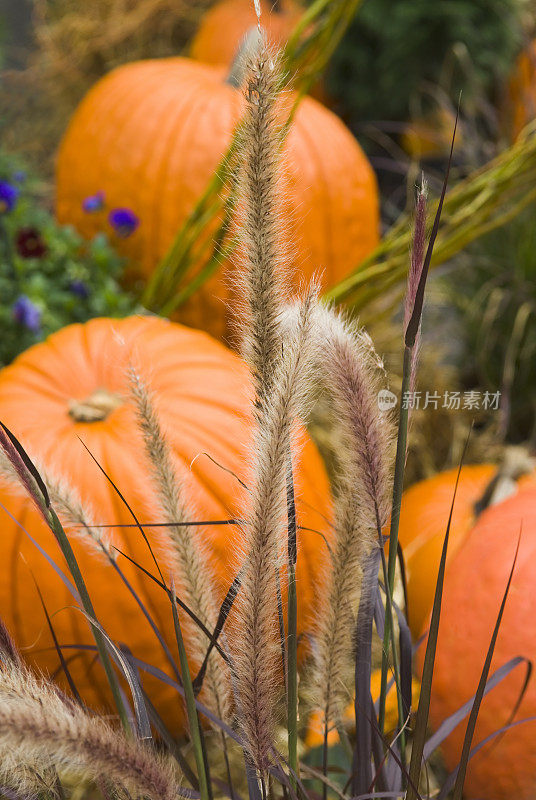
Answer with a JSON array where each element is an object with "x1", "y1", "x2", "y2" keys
[{"x1": 15, "y1": 227, "x2": 48, "y2": 259}]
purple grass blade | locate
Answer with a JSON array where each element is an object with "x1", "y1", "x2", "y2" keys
[
  {"x1": 396, "y1": 544, "x2": 409, "y2": 630},
  {"x1": 193, "y1": 568, "x2": 242, "y2": 694},
  {"x1": 77, "y1": 437, "x2": 166, "y2": 585},
  {"x1": 405, "y1": 425, "x2": 472, "y2": 800},
  {"x1": 437, "y1": 717, "x2": 536, "y2": 800},
  {"x1": 109, "y1": 556, "x2": 182, "y2": 684},
  {"x1": 114, "y1": 545, "x2": 232, "y2": 668},
  {"x1": 423, "y1": 656, "x2": 531, "y2": 760},
  {"x1": 405, "y1": 106, "x2": 459, "y2": 348},
  {"x1": 0, "y1": 499, "x2": 79, "y2": 600},
  {"x1": 0, "y1": 421, "x2": 49, "y2": 512},
  {"x1": 76, "y1": 608, "x2": 152, "y2": 740},
  {"x1": 374, "y1": 583, "x2": 385, "y2": 640},
  {"x1": 451, "y1": 530, "x2": 522, "y2": 800},
  {"x1": 245, "y1": 754, "x2": 263, "y2": 800}
]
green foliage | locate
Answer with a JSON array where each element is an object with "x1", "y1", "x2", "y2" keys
[
  {"x1": 326, "y1": 0, "x2": 523, "y2": 124},
  {"x1": 447, "y1": 202, "x2": 536, "y2": 442},
  {"x1": 0, "y1": 155, "x2": 137, "y2": 368}
]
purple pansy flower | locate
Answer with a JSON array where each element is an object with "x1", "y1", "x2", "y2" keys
[
  {"x1": 109, "y1": 207, "x2": 139, "y2": 238},
  {"x1": 69, "y1": 279, "x2": 90, "y2": 299},
  {"x1": 82, "y1": 191, "x2": 105, "y2": 213},
  {"x1": 12, "y1": 296, "x2": 42, "y2": 333},
  {"x1": 0, "y1": 182, "x2": 19, "y2": 214}
]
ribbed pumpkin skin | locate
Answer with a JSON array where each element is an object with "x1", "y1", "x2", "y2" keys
[
  {"x1": 190, "y1": 0, "x2": 302, "y2": 67},
  {"x1": 398, "y1": 465, "x2": 495, "y2": 638},
  {"x1": 419, "y1": 488, "x2": 536, "y2": 800},
  {"x1": 55, "y1": 58, "x2": 379, "y2": 341},
  {"x1": 0, "y1": 316, "x2": 332, "y2": 731}
]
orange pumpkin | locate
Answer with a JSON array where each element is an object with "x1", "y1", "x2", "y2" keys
[
  {"x1": 419, "y1": 487, "x2": 536, "y2": 800},
  {"x1": 55, "y1": 58, "x2": 379, "y2": 342},
  {"x1": 398, "y1": 463, "x2": 536, "y2": 638},
  {"x1": 502, "y1": 40, "x2": 536, "y2": 140},
  {"x1": 400, "y1": 107, "x2": 462, "y2": 161},
  {"x1": 398, "y1": 465, "x2": 496, "y2": 638},
  {"x1": 190, "y1": 0, "x2": 303, "y2": 68},
  {"x1": 304, "y1": 670, "x2": 421, "y2": 748},
  {"x1": 0, "y1": 315, "x2": 332, "y2": 732}
]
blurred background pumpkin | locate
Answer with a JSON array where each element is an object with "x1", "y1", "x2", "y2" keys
[
  {"x1": 189, "y1": 0, "x2": 303, "y2": 67},
  {"x1": 55, "y1": 55, "x2": 379, "y2": 342}
]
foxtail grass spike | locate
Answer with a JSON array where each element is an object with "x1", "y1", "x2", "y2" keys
[
  {"x1": 0, "y1": 660, "x2": 179, "y2": 800},
  {"x1": 234, "y1": 289, "x2": 318, "y2": 775},
  {"x1": 130, "y1": 366, "x2": 230, "y2": 721},
  {"x1": 234, "y1": 38, "x2": 287, "y2": 409}
]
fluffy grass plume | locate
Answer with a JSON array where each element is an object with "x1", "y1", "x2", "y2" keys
[
  {"x1": 307, "y1": 303, "x2": 394, "y2": 722},
  {"x1": 0, "y1": 445, "x2": 110, "y2": 557},
  {"x1": 129, "y1": 366, "x2": 230, "y2": 720},
  {"x1": 234, "y1": 290, "x2": 318, "y2": 775},
  {"x1": 0, "y1": 659, "x2": 180, "y2": 800},
  {"x1": 234, "y1": 37, "x2": 288, "y2": 407}
]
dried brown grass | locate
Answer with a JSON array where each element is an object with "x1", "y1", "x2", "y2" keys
[{"x1": 0, "y1": 0, "x2": 211, "y2": 171}]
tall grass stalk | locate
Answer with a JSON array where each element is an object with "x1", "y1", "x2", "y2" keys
[
  {"x1": 380, "y1": 126, "x2": 455, "y2": 751},
  {"x1": 170, "y1": 583, "x2": 211, "y2": 800}
]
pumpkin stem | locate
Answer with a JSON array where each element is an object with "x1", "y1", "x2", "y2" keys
[
  {"x1": 474, "y1": 446, "x2": 535, "y2": 517},
  {"x1": 226, "y1": 27, "x2": 264, "y2": 88},
  {"x1": 69, "y1": 389, "x2": 123, "y2": 423}
]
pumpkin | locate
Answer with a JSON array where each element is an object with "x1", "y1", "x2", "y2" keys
[
  {"x1": 304, "y1": 670, "x2": 421, "y2": 749},
  {"x1": 400, "y1": 107, "x2": 462, "y2": 160},
  {"x1": 55, "y1": 57, "x2": 379, "y2": 342},
  {"x1": 0, "y1": 315, "x2": 332, "y2": 732},
  {"x1": 502, "y1": 40, "x2": 536, "y2": 140},
  {"x1": 419, "y1": 487, "x2": 536, "y2": 800},
  {"x1": 398, "y1": 462, "x2": 536, "y2": 639},
  {"x1": 190, "y1": 0, "x2": 303, "y2": 68}
]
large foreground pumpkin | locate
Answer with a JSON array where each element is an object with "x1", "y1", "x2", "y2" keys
[
  {"x1": 420, "y1": 487, "x2": 536, "y2": 800},
  {"x1": 190, "y1": 0, "x2": 303, "y2": 68},
  {"x1": 56, "y1": 58, "x2": 379, "y2": 341},
  {"x1": 0, "y1": 315, "x2": 332, "y2": 732}
]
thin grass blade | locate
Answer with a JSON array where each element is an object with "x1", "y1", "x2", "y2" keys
[
  {"x1": 423, "y1": 656, "x2": 532, "y2": 760},
  {"x1": 451, "y1": 531, "x2": 522, "y2": 800},
  {"x1": 405, "y1": 427, "x2": 472, "y2": 800},
  {"x1": 169, "y1": 580, "x2": 212, "y2": 800}
]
